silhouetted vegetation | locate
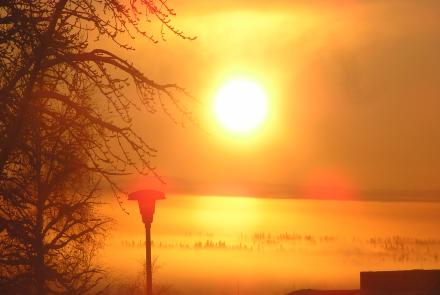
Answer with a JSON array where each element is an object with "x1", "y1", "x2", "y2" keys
[
  {"x1": 0, "y1": 116, "x2": 111, "y2": 293},
  {"x1": 1, "y1": 0, "x2": 193, "y2": 293},
  {"x1": 118, "y1": 232, "x2": 440, "y2": 263},
  {"x1": 106, "y1": 258, "x2": 174, "y2": 295},
  {"x1": 0, "y1": 0, "x2": 194, "y2": 206}
]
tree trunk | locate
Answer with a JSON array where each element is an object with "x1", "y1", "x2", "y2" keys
[
  {"x1": 35, "y1": 194, "x2": 45, "y2": 295},
  {"x1": 34, "y1": 119, "x2": 45, "y2": 295}
]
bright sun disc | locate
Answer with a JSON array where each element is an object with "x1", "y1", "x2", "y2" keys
[{"x1": 214, "y1": 79, "x2": 268, "y2": 134}]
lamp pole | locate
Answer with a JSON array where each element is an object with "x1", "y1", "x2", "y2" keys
[
  {"x1": 128, "y1": 189, "x2": 165, "y2": 295},
  {"x1": 145, "y1": 223, "x2": 152, "y2": 295}
]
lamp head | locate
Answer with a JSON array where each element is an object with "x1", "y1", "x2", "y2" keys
[{"x1": 128, "y1": 189, "x2": 165, "y2": 224}]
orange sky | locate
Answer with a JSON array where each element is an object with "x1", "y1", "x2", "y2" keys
[{"x1": 114, "y1": 0, "x2": 440, "y2": 199}]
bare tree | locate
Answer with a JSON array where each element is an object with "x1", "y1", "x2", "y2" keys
[
  {"x1": 107, "y1": 257, "x2": 175, "y2": 295},
  {"x1": 0, "y1": 0, "x2": 194, "y2": 293},
  {"x1": 0, "y1": 0, "x2": 195, "y2": 204},
  {"x1": 0, "y1": 90, "x2": 111, "y2": 294}
]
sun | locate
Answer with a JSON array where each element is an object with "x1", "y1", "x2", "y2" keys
[{"x1": 213, "y1": 79, "x2": 268, "y2": 134}]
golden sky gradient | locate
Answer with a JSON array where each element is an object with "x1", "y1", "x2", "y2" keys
[{"x1": 119, "y1": 0, "x2": 440, "y2": 199}]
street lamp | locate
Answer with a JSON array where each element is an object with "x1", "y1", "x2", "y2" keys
[{"x1": 128, "y1": 189, "x2": 165, "y2": 295}]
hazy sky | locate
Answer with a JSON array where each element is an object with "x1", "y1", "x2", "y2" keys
[{"x1": 121, "y1": 0, "x2": 440, "y2": 199}]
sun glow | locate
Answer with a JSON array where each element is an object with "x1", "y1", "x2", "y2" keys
[{"x1": 214, "y1": 79, "x2": 268, "y2": 134}]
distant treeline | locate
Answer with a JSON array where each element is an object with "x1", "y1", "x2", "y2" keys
[{"x1": 118, "y1": 232, "x2": 440, "y2": 263}]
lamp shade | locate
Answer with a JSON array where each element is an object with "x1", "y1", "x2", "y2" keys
[{"x1": 128, "y1": 189, "x2": 165, "y2": 224}]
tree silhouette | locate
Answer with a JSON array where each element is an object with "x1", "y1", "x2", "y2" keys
[
  {"x1": 107, "y1": 258, "x2": 174, "y2": 295},
  {"x1": 0, "y1": 0, "x2": 195, "y2": 204},
  {"x1": 0, "y1": 85, "x2": 111, "y2": 293},
  {"x1": 0, "y1": 0, "x2": 194, "y2": 293}
]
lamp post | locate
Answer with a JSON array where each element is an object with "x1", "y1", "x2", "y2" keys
[{"x1": 128, "y1": 189, "x2": 165, "y2": 295}]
